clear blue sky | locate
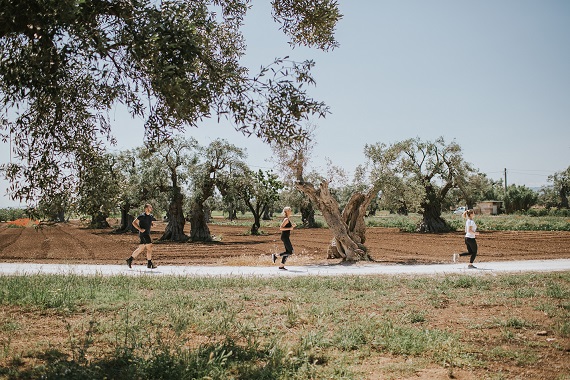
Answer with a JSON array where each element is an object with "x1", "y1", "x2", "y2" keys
[{"x1": 1, "y1": 0, "x2": 569, "y2": 207}]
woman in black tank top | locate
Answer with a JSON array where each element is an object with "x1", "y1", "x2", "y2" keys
[{"x1": 272, "y1": 206, "x2": 296, "y2": 270}]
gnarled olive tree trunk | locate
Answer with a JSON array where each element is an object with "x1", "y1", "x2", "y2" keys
[
  {"x1": 161, "y1": 186, "x2": 189, "y2": 242},
  {"x1": 416, "y1": 183, "x2": 452, "y2": 233},
  {"x1": 190, "y1": 199, "x2": 212, "y2": 241},
  {"x1": 190, "y1": 176, "x2": 214, "y2": 242},
  {"x1": 116, "y1": 203, "x2": 137, "y2": 233},
  {"x1": 90, "y1": 211, "x2": 110, "y2": 229},
  {"x1": 300, "y1": 199, "x2": 316, "y2": 228},
  {"x1": 159, "y1": 162, "x2": 190, "y2": 241},
  {"x1": 295, "y1": 180, "x2": 379, "y2": 261}
]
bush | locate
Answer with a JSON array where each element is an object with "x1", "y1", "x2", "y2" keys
[
  {"x1": 526, "y1": 208, "x2": 570, "y2": 217},
  {"x1": 0, "y1": 207, "x2": 28, "y2": 222},
  {"x1": 503, "y1": 185, "x2": 538, "y2": 213}
]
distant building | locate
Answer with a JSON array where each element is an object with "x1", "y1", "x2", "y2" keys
[{"x1": 477, "y1": 201, "x2": 503, "y2": 215}]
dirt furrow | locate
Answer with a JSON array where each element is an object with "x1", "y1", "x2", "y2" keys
[{"x1": 0, "y1": 227, "x2": 24, "y2": 255}]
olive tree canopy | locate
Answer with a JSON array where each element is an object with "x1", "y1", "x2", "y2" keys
[{"x1": 0, "y1": 0, "x2": 341, "y2": 203}]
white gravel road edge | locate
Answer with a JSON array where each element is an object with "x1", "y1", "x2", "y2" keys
[{"x1": 1, "y1": 259, "x2": 569, "y2": 277}]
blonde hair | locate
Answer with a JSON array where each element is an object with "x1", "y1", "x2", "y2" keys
[
  {"x1": 462, "y1": 209, "x2": 474, "y2": 218},
  {"x1": 282, "y1": 206, "x2": 292, "y2": 216}
]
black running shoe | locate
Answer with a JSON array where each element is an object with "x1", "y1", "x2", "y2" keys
[
  {"x1": 278, "y1": 266, "x2": 287, "y2": 270},
  {"x1": 272, "y1": 253, "x2": 277, "y2": 263},
  {"x1": 126, "y1": 257, "x2": 133, "y2": 268},
  {"x1": 147, "y1": 260, "x2": 157, "y2": 269}
]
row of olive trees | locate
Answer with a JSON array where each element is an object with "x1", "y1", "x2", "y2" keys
[{"x1": 37, "y1": 136, "x2": 285, "y2": 241}]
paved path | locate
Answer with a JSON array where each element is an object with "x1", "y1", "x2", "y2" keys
[{"x1": 1, "y1": 259, "x2": 569, "y2": 277}]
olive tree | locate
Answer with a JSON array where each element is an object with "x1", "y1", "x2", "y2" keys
[
  {"x1": 0, "y1": 0, "x2": 340, "y2": 205},
  {"x1": 274, "y1": 138, "x2": 377, "y2": 261},
  {"x1": 113, "y1": 149, "x2": 145, "y2": 233},
  {"x1": 74, "y1": 151, "x2": 121, "y2": 228},
  {"x1": 544, "y1": 166, "x2": 570, "y2": 209},
  {"x1": 238, "y1": 169, "x2": 284, "y2": 235},
  {"x1": 367, "y1": 137, "x2": 475, "y2": 233},
  {"x1": 189, "y1": 139, "x2": 247, "y2": 241},
  {"x1": 150, "y1": 136, "x2": 198, "y2": 242}
]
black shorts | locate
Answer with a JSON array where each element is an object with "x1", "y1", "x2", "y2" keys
[{"x1": 139, "y1": 234, "x2": 152, "y2": 245}]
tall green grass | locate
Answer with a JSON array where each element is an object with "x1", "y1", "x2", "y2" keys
[{"x1": 0, "y1": 272, "x2": 568, "y2": 379}]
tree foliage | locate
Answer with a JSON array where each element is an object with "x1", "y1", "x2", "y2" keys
[
  {"x1": 0, "y1": 0, "x2": 340, "y2": 204},
  {"x1": 503, "y1": 184, "x2": 538, "y2": 214},
  {"x1": 449, "y1": 172, "x2": 502, "y2": 210},
  {"x1": 542, "y1": 166, "x2": 570, "y2": 209}
]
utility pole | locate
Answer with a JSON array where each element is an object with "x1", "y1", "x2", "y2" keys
[{"x1": 504, "y1": 168, "x2": 508, "y2": 193}]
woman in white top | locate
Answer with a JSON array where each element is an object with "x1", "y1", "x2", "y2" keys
[{"x1": 453, "y1": 209, "x2": 479, "y2": 268}]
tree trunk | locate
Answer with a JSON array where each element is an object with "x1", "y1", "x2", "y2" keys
[
  {"x1": 417, "y1": 194, "x2": 451, "y2": 233},
  {"x1": 296, "y1": 180, "x2": 376, "y2": 261},
  {"x1": 90, "y1": 211, "x2": 110, "y2": 229},
  {"x1": 262, "y1": 205, "x2": 271, "y2": 220},
  {"x1": 48, "y1": 210, "x2": 66, "y2": 223},
  {"x1": 246, "y1": 201, "x2": 263, "y2": 235},
  {"x1": 251, "y1": 213, "x2": 261, "y2": 235},
  {"x1": 160, "y1": 186, "x2": 189, "y2": 242},
  {"x1": 117, "y1": 204, "x2": 137, "y2": 233},
  {"x1": 397, "y1": 202, "x2": 408, "y2": 215},
  {"x1": 227, "y1": 207, "x2": 237, "y2": 221},
  {"x1": 300, "y1": 202, "x2": 316, "y2": 228},
  {"x1": 190, "y1": 200, "x2": 212, "y2": 242}
]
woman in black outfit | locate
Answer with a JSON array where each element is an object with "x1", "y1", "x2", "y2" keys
[{"x1": 272, "y1": 206, "x2": 296, "y2": 270}]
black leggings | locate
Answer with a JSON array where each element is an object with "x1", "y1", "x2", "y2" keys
[
  {"x1": 279, "y1": 235, "x2": 293, "y2": 264},
  {"x1": 460, "y1": 237, "x2": 477, "y2": 263}
]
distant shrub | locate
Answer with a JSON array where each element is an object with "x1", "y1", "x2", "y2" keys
[
  {"x1": 526, "y1": 208, "x2": 570, "y2": 217},
  {"x1": 0, "y1": 208, "x2": 28, "y2": 222}
]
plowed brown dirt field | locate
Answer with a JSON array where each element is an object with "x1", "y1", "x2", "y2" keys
[{"x1": 1, "y1": 218, "x2": 569, "y2": 266}]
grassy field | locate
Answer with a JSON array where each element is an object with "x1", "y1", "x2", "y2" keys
[{"x1": 0, "y1": 273, "x2": 569, "y2": 379}]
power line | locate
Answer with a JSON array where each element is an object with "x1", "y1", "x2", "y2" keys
[{"x1": 508, "y1": 171, "x2": 551, "y2": 177}]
